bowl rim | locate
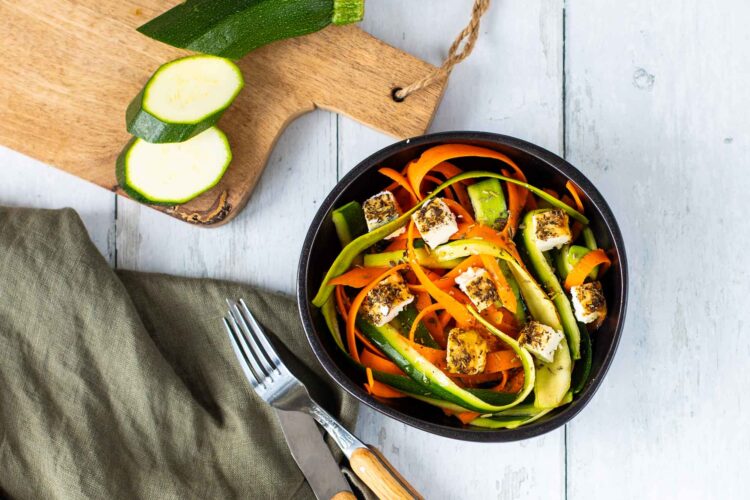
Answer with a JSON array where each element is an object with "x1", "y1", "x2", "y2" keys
[{"x1": 297, "y1": 131, "x2": 628, "y2": 442}]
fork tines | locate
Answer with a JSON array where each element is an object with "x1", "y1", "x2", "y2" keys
[{"x1": 223, "y1": 299, "x2": 283, "y2": 390}]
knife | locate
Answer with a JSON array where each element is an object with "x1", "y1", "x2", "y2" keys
[{"x1": 275, "y1": 409, "x2": 354, "y2": 500}]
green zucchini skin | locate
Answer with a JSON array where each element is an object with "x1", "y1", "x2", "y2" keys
[
  {"x1": 521, "y1": 210, "x2": 582, "y2": 360},
  {"x1": 116, "y1": 128, "x2": 232, "y2": 206},
  {"x1": 358, "y1": 320, "x2": 529, "y2": 414},
  {"x1": 126, "y1": 88, "x2": 224, "y2": 144},
  {"x1": 126, "y1": 56, "x2": 244, "y2": 144},
  {"x1": 137, "y1": 0, "x2": 364, "y2": 60},
  {"x1": 467, "y1": 178, "x2": 508, "y2": 230},
  {"x1": 115, "y1": 137, "x2": 170, "y2": 205},
  {"x1": 571, "y1": 323, "x2": 592, "y2": 394},
  {"x1": 331, "y1": 201, "x2": 367, "y2": 247},
  {"x1": 393, "y1": 304, "x2": 440, "y2": 349}
]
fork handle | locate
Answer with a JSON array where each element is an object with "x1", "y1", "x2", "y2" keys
[
  {"x1": 348, "y1": 445, "x2": 424, "y2": 500},
  {"x1": 307, "y1": 403, "x2": 422, "y2": 500}
]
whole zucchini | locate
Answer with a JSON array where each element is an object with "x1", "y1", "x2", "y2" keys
[{"x1": 138, "y1": 0, "x2": 365, "y2": 59}]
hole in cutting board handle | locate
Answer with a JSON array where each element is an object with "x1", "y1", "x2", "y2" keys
[{"x1": 391, "y1": 87, "x2": 406, "y2": 103}]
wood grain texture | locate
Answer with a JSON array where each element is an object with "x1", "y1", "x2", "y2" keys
[
  {"x1": 348, "y1": 446, "x2": 424, "y2": 500},
  {"x1": 329, "y1": 491, "x2": 356, "y2": 500},
  {"x1": 564, "y1": 1, "x2": 750, "y2": 499},
  {"x1": 0, "y1": 0, "x2": 445, "y2": 226},
  {"x1": 3, "y1": 0, "x2": 750, "y2": 498}
]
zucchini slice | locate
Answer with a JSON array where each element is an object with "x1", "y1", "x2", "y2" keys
[
  {"x1": 116, "y1": 127, "x2": 231, "y2": 205},
  {"x1": 127, "y1": 55, "x2": 244, "y2": 143}
]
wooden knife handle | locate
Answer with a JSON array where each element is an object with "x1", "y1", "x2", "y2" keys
[
  {"x1": 348, "y1": 446, "x2": 423, "y2": 500},
  {"x1": 330, "y1": 492, "x2": 356, "y2": 500}
]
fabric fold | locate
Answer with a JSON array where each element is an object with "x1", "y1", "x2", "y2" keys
[{"x1": 0, "y1": 207, "x2": 356, "y2": 499}]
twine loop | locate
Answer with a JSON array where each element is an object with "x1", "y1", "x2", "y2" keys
[{"x1": 394, "y1": 0, "x2": 491, "y2": 101}]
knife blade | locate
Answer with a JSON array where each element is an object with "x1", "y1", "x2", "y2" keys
[{"x1": 275, "y1": 409, "x2": 353, "y2": 499}]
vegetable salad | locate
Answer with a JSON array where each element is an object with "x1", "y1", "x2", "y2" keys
[{"x1": 313, "y1": 144, "x2": 610, "y2": 429}]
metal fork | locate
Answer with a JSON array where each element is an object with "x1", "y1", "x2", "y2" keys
[{"x1": 223, "y1": 299, "x2": 423, "y2": 500}]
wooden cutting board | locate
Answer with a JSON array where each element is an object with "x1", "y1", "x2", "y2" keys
[{"x1": 0, "y1": 1, "x2": 446, "y2": 226}]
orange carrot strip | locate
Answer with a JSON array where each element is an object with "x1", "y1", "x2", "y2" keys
[
  {"x1": 485, "y1": 350, "x2": 522, "y2": 373},
  {"x1": 455, "y1": 412, "x2": 481, "y2": 424},
  {"x1": 437, "y1": 255, "x2": 484, "y2": 286},
  {"x1": 378, "y1": 167, "x2": 418, "y2": 204},
  {"x1": 367, "y1": 380, "x2": 407, "y2": 398},
  {"x1": 565, "y1": 180, "x2": 585, "y2": 212},
  {"x1": 481, "y1": 304, "x2": 505, "y2": 330},
  {"x1": 431, "y1": 162, "x2": 465, "y2": 179},
  {"x1": 501, "y1": 168, "x2": 527, "y2": 238},
  {"x1": 408, "y1": 303, "x2": 445, "y2": 342},
  {"x1": 564, "y1": 181, "x2": 585, "y2": 241},
  {"x1": 346, "y1": 264, "x2": 408, "y2": 362},
  {"x1": 407, "y1": 222, "x2": 473, "y2": 328},
  {"x1": 335, "y1": 285, "x2": 349, "y2": 321},
  {"x1": 496, "y1": 370, "x2": 525, "y2": 393},
  {"x1": 525, "y1": 194, "x2": 538, "y2": 211},
  {"x1": 415, "y1": 291, "x2": 445, "y2": 345},
  {"x1": 438, "y1": 311, "x2": 452, "y2": 328},
  {"x1": 337, "y1": 287, "x2": 380, "y2": 353},
  {"x1": 563, "y1": 249, "x2": 611, "y2": 290},
  {"x1": 543, "y1": 188, "x2": 560, "y2": 199},
  {"x1": 330, "y1": 266, "x2": 390, "y2": 288},
  {"x1": 432, "y1": 162, "x2": 472, "y2": 210},
  {"x1": 384, "y1": 239, "x2": 408, "y2": 251},
  {"x1": 364, "y1": 368, "x2": 405, "y2": 398},
  {"x1": 406, "y1": 144, "x2": 526, "y2": 200},
  {"x1": 406, "y1": 339, "x2": 446, "y2": 365},
  {"x1": 480, "y1": 254, "x2": 517, "y2": 314},
  {"x1": 442, "y1": 197, "x2": 475, "y2": 224},
  {"x1": 361, "y1": 349, "x2": 404, "y2": 375}
]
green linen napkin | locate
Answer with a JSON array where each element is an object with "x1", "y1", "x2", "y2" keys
[{"x1": 0, "y1": 207, "x2": 358, "y2": 499}]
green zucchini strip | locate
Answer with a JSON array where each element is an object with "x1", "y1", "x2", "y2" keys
[
  {"x1": 470, "y1": 392, "x2": 573, "y2": 429},
  {"x1": 359, "y1": 320, "x2": 531, "y2": 414},
  {"x1": 521, "y1": 210, "x2": 582, "y2": 359}
]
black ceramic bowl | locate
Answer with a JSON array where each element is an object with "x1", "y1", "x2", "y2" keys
[{"x1": 297, "y1": 132, "x2": 627, "y2": 441}]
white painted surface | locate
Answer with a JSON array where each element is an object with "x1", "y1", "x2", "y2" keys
[{"x1": 1, "y1": 0, "x2": 748, "y2": 498}]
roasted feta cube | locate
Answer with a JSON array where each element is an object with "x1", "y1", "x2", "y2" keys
[
  {"x1": 454, "y1": 267, "x2": 499, "y2": 312},
  {"x1": 363, "y1": 191, "x2": 405, "y2": 239},
  {"x1": 570, "y1": 281, "x2": 607, "y2": 327},
  {"x1": 532, "y1": 209, "x2": 572, "y2": 252},
  {"x1": 519, "y1": 321, "x2": 565, "y2": 364},
  {"x1": 360, "y1": 273, "x2": 415, "y2": 327},
  {"x1": 446, "y1": 328, "x2": 488, "y2": 375},
  {"x1": 411, "y1": 198, "x2": 458, "y2": 248}
]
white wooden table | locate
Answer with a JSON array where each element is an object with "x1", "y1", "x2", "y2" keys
[{"x1": 2, "y1": 1, "x2": 748, "y2": 498}]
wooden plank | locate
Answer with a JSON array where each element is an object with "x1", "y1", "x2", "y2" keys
[
  {"x1": 1, "y1": 0, "x2": 445, "y2": 226},
  {"x1": 565, "y1": 1, "x2": 750, "y2": 498},
  {"x1": 0, "y1": 146, "x2": 115, "y2": 264},
  {"x1": 345, "y1": 1, "x2": 566, "y2": 498}
]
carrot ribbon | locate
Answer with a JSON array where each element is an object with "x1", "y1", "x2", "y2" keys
[
  {"x1": 346, "y1": 264, "x2": 408, "y2": 362},
  {"x1": 406, "y1": 222, "x2": 474, "y2": 328},
  {"x1": 329, "y1": 266, "x2": 390, "y2": 288},
  {"x1": 563, "y1": 249, "x2": 611, "y2": 290}
]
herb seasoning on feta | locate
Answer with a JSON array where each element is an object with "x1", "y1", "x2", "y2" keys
[
  {"x1": 411, "y1": 198, "x2": 458, "y2": 248},
  {"x1": 454, "y1": 267, "x2": 499, "y2": 312},
  {"x1": 363, "y1": 191, "x2": 405, "y2": 239}
]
